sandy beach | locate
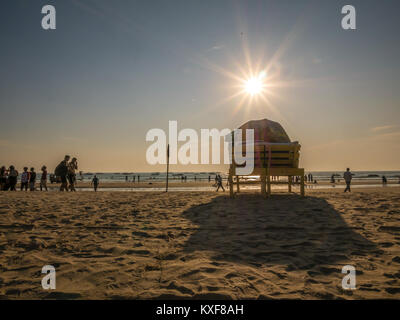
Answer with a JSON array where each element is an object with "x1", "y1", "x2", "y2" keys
[{"x1": 1, "y1": 187, "x2": 399, "y2": 299}]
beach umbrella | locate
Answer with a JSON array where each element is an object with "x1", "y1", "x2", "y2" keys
[{"x1": 238, "y1": 118, "x2": 291, "y2": 143}]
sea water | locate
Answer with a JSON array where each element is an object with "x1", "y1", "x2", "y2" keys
[{"x1": 73, "y1": 171, "x2": 400, "y2": 183}]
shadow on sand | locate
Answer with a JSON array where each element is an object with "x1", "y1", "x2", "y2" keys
[{"x1": 182, "y1": 194, "x2": 378, "y2": 271}]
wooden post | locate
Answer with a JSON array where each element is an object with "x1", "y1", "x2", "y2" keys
[
  {"x1": 236, "y1": 176, "x2": 240, "y2": 193},
  {"x1": 261, "y1": 170, "x2": 266, "y2": 197},
  {"x1": 229, "y1": 131, "x2": 235, "y2": 198},
  {"x1": 229, "y1": 168, "x2": 234, "y2": 198},
  {"x1": 166, "y1": 144, "x2": 169, "y2": 192},
  {"x1": 267, "y1": 169, "x2": 271, "y2": 197},
  {"x1": 288, "y1": 175, "x2": 292, "y2": 193},
  {"x1": 260, "y1": 145, "x2": 268, "y2": 197},
  {"x1": 300, "y1": 171, "x2": 305, "y2": 197}
]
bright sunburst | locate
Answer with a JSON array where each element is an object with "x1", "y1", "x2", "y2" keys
[{"x1": 244, "y1": 72, "x2": 266, "y2": 95}]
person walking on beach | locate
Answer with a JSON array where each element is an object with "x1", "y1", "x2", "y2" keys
[
  {"x1": 216, "y1": 174, "x2": 225, "y2": 192},
  {"x1": 68, "y1": 157, "x2": 78, "y2": 191},
  {"x1": 55, "y1": 155, "x2": 70, "y2": 191},
  {"x1": 91, "y1": 175, "x2": 99, "y2": 192},
  {"x1": 40, "y1": 166, "x2": 48, "y2": 191},
  {"x1": 8, "y1": 165, "x2": 18, "y2": 191},
  {"x1": 20, "y1": 167, "x2": 30, "y2": 191},
  {"x1": 382, "y1": 175, "x2": 387, "y2": 186},
  {"x1": 344, "y1": 168, "x2": 352, "y2": 192},
  {"x1": 29, "y1": 167, "x2": 37, "y2": 191}
]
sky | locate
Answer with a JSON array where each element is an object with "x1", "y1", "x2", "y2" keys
[{"x1": 0, "y1": 0, "x2": 399, "y2": 173}]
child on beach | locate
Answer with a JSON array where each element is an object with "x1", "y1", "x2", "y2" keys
[
  {"x1": 20, "y1": 167, "x2": 29, "y2": 191},
  {"x1": 40, "y1": 166, "x2": 48, "y2": 191},
  {"x1": 91, "y1": 175, "x2": 99, "y2": 192},
  {"x1": 29, "y1": 168, "x2": 36, "y2": 191}
]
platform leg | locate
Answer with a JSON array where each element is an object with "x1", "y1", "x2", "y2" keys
[
  {"x1": 267, "y1": 170, "x2": 271, "y2": 197},
  {"x1": 229, "y1": 170, "x2": 234, "y2": 198},
  {"x1": 261, "y1": 173, "x2": 266, "y2": 197}
]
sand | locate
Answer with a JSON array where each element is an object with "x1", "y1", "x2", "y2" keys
[{"x1": 0, "y1": 187, "x2": 399, "y2": 299}]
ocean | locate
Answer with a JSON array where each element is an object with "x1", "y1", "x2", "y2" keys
[{"x1": 74, "y1": 171, "x2": 400, "y2": 183}]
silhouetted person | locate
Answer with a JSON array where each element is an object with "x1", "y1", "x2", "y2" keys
[
  {"x1": 68, "y1": 157, "x2": 78, "y2": 192},
  {"x1": 56, "y1": 155, "x2": 70, "y2": 191},
  {"x1": 216, "y1": 174, "x2": 225, "y2": 192},
  {"x1": 382, "y1": 176, "x2": 387, "y2": 185},
  {"x1": 91, "y1": 175, "x2": 99, "y2": 192},
  {"x1": 40, "y1": 166, "x2": 48, "y2": 191},
  {"x1": 8, "y1": 166, "x2": 18, "y2": 191},
  {"x1": 29, "y1": 167, "x2": 36, "y2": 191},
  {"x1": 20, "y1": 167, "x2": 29, "y2": 191},
  {"x1": 344, "y1": 168, "x2": 352, "y2": 192},
  {"x1": 0, "y1": 166, "x2": 7, "y2": 191}
]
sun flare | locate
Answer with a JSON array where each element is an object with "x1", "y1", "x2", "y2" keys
[
  {"x1": 245, "y1": 77, "x2": 262, "y2": 95},
  {"x1": 244, "y1": 71, "x2": 266, "y2": 95}
]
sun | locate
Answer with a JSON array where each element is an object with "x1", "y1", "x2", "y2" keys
[
  {"x1": 244, "y1": 71, "x2": 266, "y2": 95},
  {"x1": 245, "y1": 77, "x2": 262, "y2": 95}
]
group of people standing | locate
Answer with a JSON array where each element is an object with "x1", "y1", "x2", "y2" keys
[
  {"x1": 0, "y1": 165, "x2": 48, "y2": 191},
  {"x1": 0, "y1": 155, "x2": 79, "y2": 192}
]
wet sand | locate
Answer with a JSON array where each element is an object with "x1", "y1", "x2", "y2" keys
[
  {"x1": 39, "y1": 179, "x2": 400, "y2": 190},
  {"x1": 0, "y1": 187, "x2": 399, "y2": 299}
]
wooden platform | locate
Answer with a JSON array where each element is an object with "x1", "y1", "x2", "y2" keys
[{"x1": 228, "y1": 142, "x2": 305, "y2": 198}]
